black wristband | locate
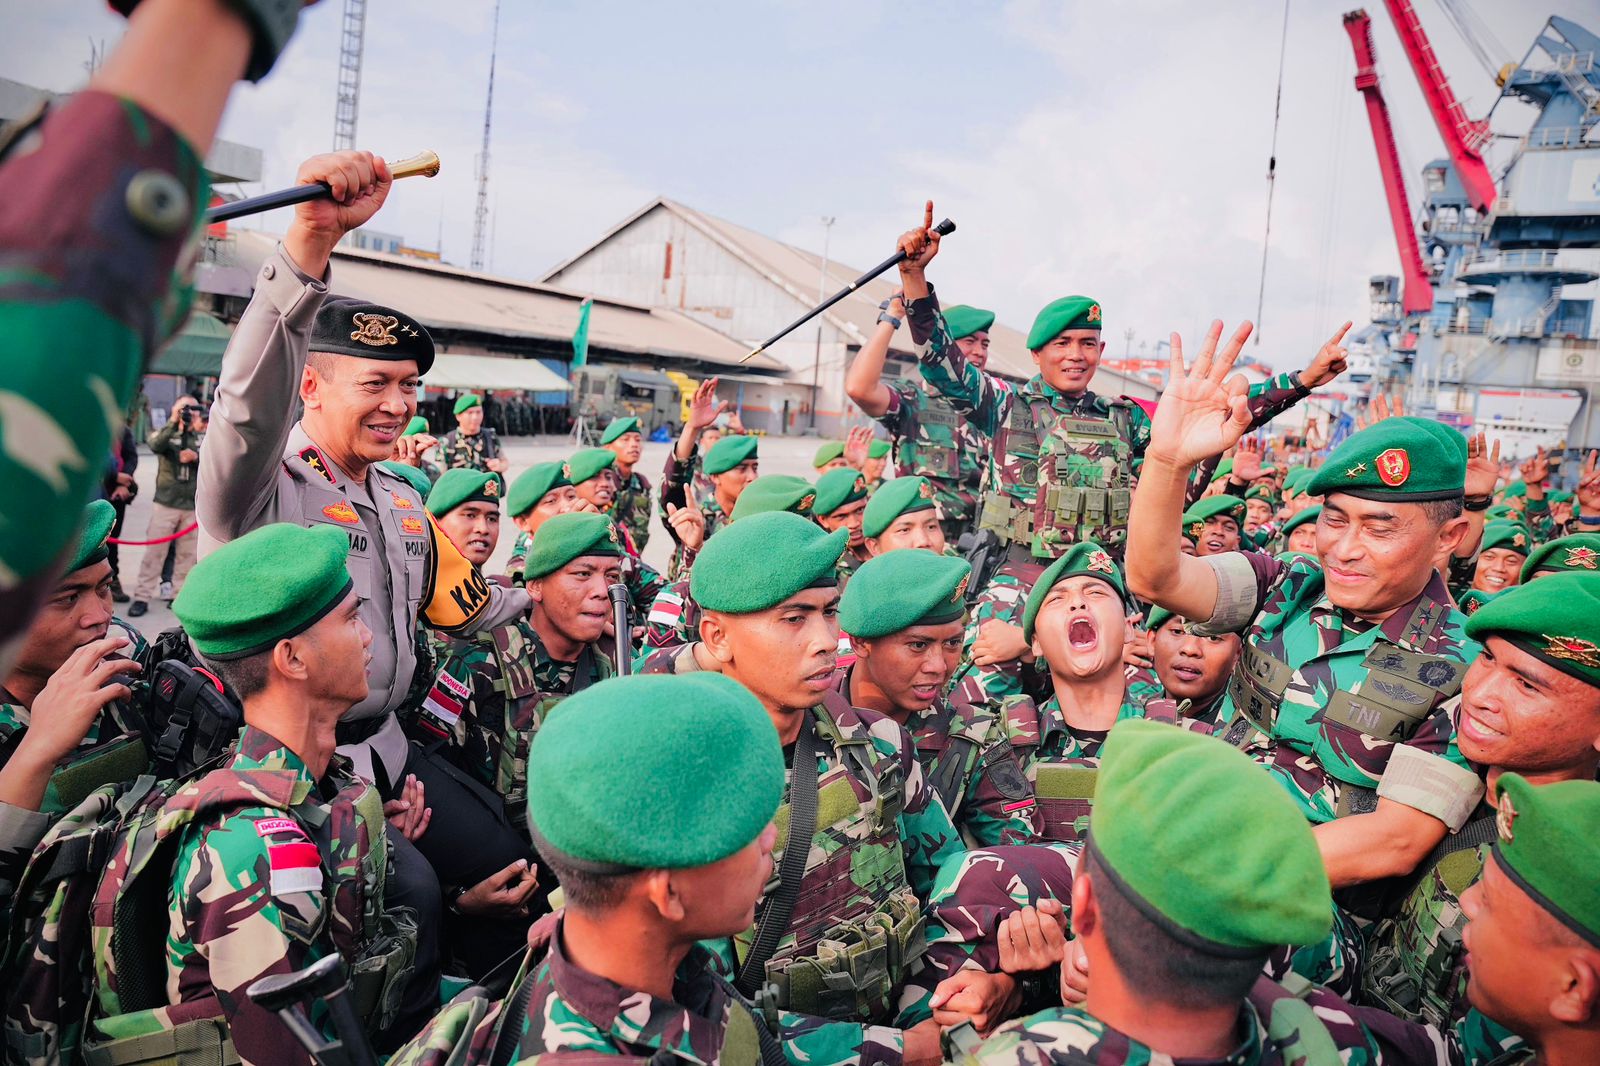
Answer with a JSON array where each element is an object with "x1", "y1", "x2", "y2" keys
[{"x1": 1463, "y1": 495, "x2": 1492, "y2": 512}]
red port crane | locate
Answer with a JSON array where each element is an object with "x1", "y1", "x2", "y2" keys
[
  {"x1": 1378, "y1": 0, "x2": 1497, "y2": 214},
  {"x1": 1343, "y1": 10, "x2": 1435, "y2": 315}
]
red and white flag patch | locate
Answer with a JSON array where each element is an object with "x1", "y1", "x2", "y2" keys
[
  {"x1": 420, "y1": 669, "x2": 471, "y2": 733},
  {"x1": 268, "y1": 841, "x2": 324, "y2": 895},
  {"x1": 646, "y1": 592, "x2": 684, "y2": 629}
]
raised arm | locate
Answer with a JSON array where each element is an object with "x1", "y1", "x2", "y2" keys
[
  {"x1": 1126, "y1": 321, "x2": 1258, "y2": 623},
  {"x1": 844, "y1": 295, "x2": 905, "y2": 418}
]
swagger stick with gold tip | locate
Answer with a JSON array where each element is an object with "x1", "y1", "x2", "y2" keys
[
  {"x1": 204, "y1": 151, "x2": 441, "y2": 224},
  {"x1": 738, "y1": 217, "x2": 956, "y2": 364}
]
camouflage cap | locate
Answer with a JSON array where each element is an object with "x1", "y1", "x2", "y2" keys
[
  {"x1": 1304, "y1": 417, "x2": 1465, "y2": 502},
  {"x1": 565, "y1": 447, "x2": 616, "y2": 486},
  {"x1": 812, "y1": 441, "x2": 846, "y2": 469},
  {"x1": 1479, "y1": 520, "x2": 1532, "y2": 556},
  {"x1": 1280, "y1": 505, "x2": 1321, "y2": 538},
  {"x1": 380, "y1": 460, "x2": 434, "y2": 499},
  {"x1": 1181, "y1": 495, "x2": 1246, "y2": 541},
  {"x1": 67, "y1": 499, "x2": 117, "y2": 574},
  {"x1": 1026, "y1": 296, "x2": 1102, "y2": 350},
  {"x1": 525, "y1": 673, "x2": 784, "y2": 873},
  {"x1": 813, "y1": 468, "x2": 869, "y2": 516},
  {"x1": 943, "y1": 304, "x2": 996, "y2": 341},
  {"x1": 506, "y1": 461, "x2": 571, "y2": 518},
  {"x1": 1490, "y1": 773, "x2": 1600, "y2": 947},
  {"x1": 175, "y1": 523, "x2": 353, "y2": 661},
  {"x1": 730, "y1": 475, "x2": 815, "y2": 522},
  {"x1": 310, "y1": 295, "x2": 434, "y2": 374},
  {"x1": 426, "y1": 468, "x2": 504, "y2": 518},
  {"x1": 704, "y1": 434, "x2": 758, "y2": 475},
  {"x1": 1021, "y1": 541, "x2": 1125, "y2": 643},
  {"x1": 453, "y1": 393, "x2": 481, "y2": 415},
  {"x1": 522, "y1": 512, "x2": 622, "y2": 580},
  {"x1": 839, "y1": 550, "x2": 971, "y2": 639},
  {"x1": 1089, "y1": 720, "x2": 1333, "y2": 953},
  {"x1": 863, "y1": 476, "x2": 937, "y2": 538},
  {"x1": 599, "y1": 416, "x2": 641, "y2": 445},
  {"x1": 403, "y1": 415, "x2": 430, "y2": 436},
  {"x1": 1521, "y1": 533, "x2": 1600, "y2": 582},
  {"x1": 1465, "y1": 573, "x2": 1600, "y2": 688},
  {"x1": 691, "y1": 511, "x2": 847, "y2": 614}
]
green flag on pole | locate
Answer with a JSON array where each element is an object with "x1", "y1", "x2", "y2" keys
[{"x1": 572, "y1": 297, "x2": 593, "y2": 369}]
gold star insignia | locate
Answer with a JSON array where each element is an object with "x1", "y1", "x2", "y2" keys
[{"x1": 1345, "y1": 462, "x2": 1367, "y2": 478}]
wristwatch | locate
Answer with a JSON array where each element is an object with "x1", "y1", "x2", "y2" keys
[{"x1": 877, "y1": 297, "x2": 903, "y2": 330}]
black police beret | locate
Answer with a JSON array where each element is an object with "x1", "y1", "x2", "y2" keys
[{"x1": 310, "y1": 295, "x2": 435, "y2": 374}]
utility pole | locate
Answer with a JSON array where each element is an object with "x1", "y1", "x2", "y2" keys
[
  {"x1": 470, "y1": 0, "x2": 501, "y2": 273},
  {"x1": 809, "y1": 216, "x2": 836, "y2": 432},
  {"x1": 1123, "y1": 327, "x2": 1135, "y2": 359},
  {"x1": 333, "y1": 0, "x2": 367, "y2": 150}
]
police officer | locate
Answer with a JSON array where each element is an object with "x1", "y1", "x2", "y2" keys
[
  {"x1": 0, "y1": 0, "x2": 308, "y2": 673},
  {"x1": 439, "y1": 393, "x2": 508, "y2": 474},
  {"x1": 599, "y1": 415, "x2": 654, "y2": 551},
  {"x1": 1126, "y1": 328, "x2": 1485, "y2": 894},
  {"x1": 148, "y1": 523, "x2": 437, "y2": 1066}
]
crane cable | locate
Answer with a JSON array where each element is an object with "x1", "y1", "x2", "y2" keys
[{"x1": 1253, "y1": 0, "x2": 1294, "y2": 346}]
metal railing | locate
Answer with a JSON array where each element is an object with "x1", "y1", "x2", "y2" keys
[
  {"x1": 1463, "y1": 249, "x2": 1559, "y2": 270},
  {"x1": 1523, "y1": 125, "x2": 1597, "y2": 149}
]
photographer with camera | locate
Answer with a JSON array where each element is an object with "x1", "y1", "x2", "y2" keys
[{"x1": 128, "y1": 396, "x2": 207, "y2": 618}]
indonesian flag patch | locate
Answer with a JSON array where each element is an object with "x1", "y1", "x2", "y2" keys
[
  {"x1": 420, "y1": 668, "x2": 472, "y2": 735},
  {"x1": 647, "y1": 591, "x2": 685, "y2": 629},
  {"x1": 268, "y1": 840, "x2": 324, "y2": 896}
]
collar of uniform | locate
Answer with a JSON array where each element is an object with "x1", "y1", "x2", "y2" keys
[
  {"x1": 287, "y1": 422, "x2": 361, "y2": 483},
  {"x1": 233, "y1": 724, "x2": 317, "y2": 785},
  {"x1": 543, "y1": 916, "x2": 733, "y2": 1066},
  {"x1": 1039, "y1": 683, "x2": 1148, "y2": 746},
  {"x1": 1030, "y1": 376, "x2": 1102, "y2": 409},
  {"x1": 1306, "y1": 566, "x2": 1456, "y2": 651}
]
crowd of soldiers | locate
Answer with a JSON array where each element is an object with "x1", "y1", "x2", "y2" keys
[{"x1": 2, "y1": 5, "x2": 1599, "y2": 1066}]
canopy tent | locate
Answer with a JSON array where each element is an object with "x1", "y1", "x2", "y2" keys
[
  {"x1": 426, "y1": 353, "x2": 570, "y2": 393},
  {"x1": 149, "y1": 311, "x2": 232, "y2": 376}
]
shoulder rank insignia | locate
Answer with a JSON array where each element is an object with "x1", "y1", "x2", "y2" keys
[
  {"x1": 1086, "y1": 549, "x2": 1115, "y2": 574},
  {"x1": 322, "y1": 502, "x2": 360, "y2": 525},
  {"x1": 350, "y1": 312, "x2": 400, "y2": 347},
  {"x1": 1543, "y1": 634, "x2": 1600, "y2": 669},
  {"x1": 1376, "y1": 448, "x2": 1411, "y2": 487},
  {"x1": 1564, "y1": 546, "x2": 1599, "y2": 570},
  {"x1": 298, "y1": 447, "x2": 336, "y2": 485},
  {"x1": 391, "y1": 492, "x2": 416, "y2": 509}
]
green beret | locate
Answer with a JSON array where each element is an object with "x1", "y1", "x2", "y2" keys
[
  {"x1": 1304, "y1": 417, "x2": 1464, "y2": 502},
  {"x1": 863, "y1": 476, "x2": 937, "y2": 538},
  {"x1": 310, "y1": 295, "x2": 434, "y2": 374},
  {"x1": 1181, "y1": 495, "x2": 1246, "y2": 541},
  {"x1": 506, "y1": 462, "x2": 571, "y2": 518},
  {"x1": 1549, "y1": 490, "x2": 1574, "y2": 505},
  {"x1": 1520, "y1": 533, "x2": 1600, "y2": 582},
  {"x1": 1144, "y1": 605, "x2": 1176, "y2": 632},
  {"x1": 522, "y1": 512, "x2": 621, "y2": 580},
  {"x1": 704, "y1": 434, "x2": 758, "y2": 476},
  {"x1": 1479, "y1": 520, "x2": 1532, "y2": 556},
  {"x1": 812, "y1": 441, "x2": 846, "y2": 469},
  {"x1": 175, "y1": 524, "x2": 353, "y2": 661},
  {"x1": 1281, "y1": 505, "x2": 1321, "y2": 538},
  {"x1": 68, "y1": 500, "x2": 117, "y2": 574},
  {"x1": 1245, "y1": 485, "x2": 1275, "y2": 504},
  {"x1": 1465, "y1": 573, "x2": 1600, "y2": 688},
  {"x1": 691, "y1": 511, "x2": 847, "y2": 614},
  {"x1": 1490, "y1": 773, "x2": 1600, "y2": 947},
  {"x1": 1284, "y1": 467, "x2": 1315, "y2": 496},
  {"x1": 426, "y1": 469, "x2": 504, "y2": 517},
  {"x1": 1091, "y1": 721, "x2": 1333, "y2": 952},
  {"x1": 565, "y1": 448, "x2": 616, "y2": 486},
  {"x1": 403, "y1": 415, "x2": 430, "y2": 437},
  {"x1": 1211, "y1": 459, "x2": 1234, "y2": 483},
  {"x1": 380, "y1": 461, "x2": 434, "y2": 498},
  {"x1": 1456, "y1": 589, "x2": 1498, "y2": 616},
  {"x1": 1503, "y1": 480, "x2": 1528, "y2": 498},
  {"x1": 599, "y1": 416, "x2": 641, "y2": 445},
  {"x1": 943, "y1": 304, "x2": 996, "y2": 341},
  {"x1": 813, "y1": 468, "x2": 869, "y2": 516},
  {"x1": 1486, "y1": 505, "x2": 1517, "y2": 523},
  {"x1": 525, "y1": 673, "x2": 784, "y2": 872},
  {"x1": 730, "y1": 475, "x2": 816, "y2": 522},
  {"x1": 868, "y1": 439, "x2": 891, "y2": 460},
  {"x1": 839, "y1": 550, "x2": 971, "y2": 639},
  {"x1": 1021, "y1": 541, "x2": 1125, "y2": 643},
  {"x1": 1026, "y1": 295, "x2": 1103, "y2": 350},
  {"x1": 453, "y1": 393, "x2": 481, "y2": 415}
]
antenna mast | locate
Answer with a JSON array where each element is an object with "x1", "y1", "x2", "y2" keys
[
  {"x1": 471, "y1": 1, "x2": 501, "y2": 272},
  {"x1": 333, "y1": 0, "x2": 367, "y2": 149}
]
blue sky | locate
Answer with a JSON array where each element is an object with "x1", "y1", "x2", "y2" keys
[{"x1": 7, "y1": 0, "x2": 1593, "y2": 369}]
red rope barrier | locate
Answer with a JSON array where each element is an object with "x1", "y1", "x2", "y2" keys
[{"x1": 108, "y1": 521, "x2": 199, "y2": 547}]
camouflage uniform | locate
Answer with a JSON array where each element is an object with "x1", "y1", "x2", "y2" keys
[
  {"x1": 438, "y1": 427, "x2": 501, "y2": 473},
  {"x1": 154, "y1": 726, "x2": 419, "y2": 1066},
  {"x1": 876, "y1": 383, "x2": 990, "y2": 544},
  {"x1": 641, "y1": 576, "x2": 700, "y2": 659},
  {"x1": 1198, "y1": 553, "x2": 1484, "y2": 828},
  {"x1": 910, "y1": 293, "x2": 1311, "y2": 702},
  {"x1": 1122, "y1": 663, "x2": 1231, "y2": 730},
  {"x1": 0, "y1": 93, "x2": 207, "y2": 669},
  {"x1": 703, "y1": 694, "x2": 964, "y2": 1042},
  {"x1": 830, "y1": 670, "x2": 1035, "y2": 849},
  {"x1": 417, "y1": 621, "x2": 614, "y2": 834},
  {"x1": 661, "y1": 448, "x2": 731, "y2": 582},
  {"x1": 0, "y1": 620, "x2": 149, "y2": 904},
  {"x1": 613, "y1": 468, "x2": 654, "y2": 552}
]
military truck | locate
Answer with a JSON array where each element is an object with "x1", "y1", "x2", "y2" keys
[{"x1": 569, "y1": 365, "x2": 683, "y2": 442}]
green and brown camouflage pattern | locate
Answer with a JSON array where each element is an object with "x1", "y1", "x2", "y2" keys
[
  {"x1": 438, "y1": 428, "x2": 500, "y2": 473},
  {"x1": 505, "y1": 536, "x2": 663, "y2": 632},
  {"x1": 0, "y1": 93, "x2": 207, "y2": 673},
  {"x1": 1211, "y1": 554, "x2": 1479, "y2": 823},
  {"x1": 660, "y1": 448, "x2": 733, "y2": 582},
  {"x1": 877, "y1": 382, "x2": 989, "y2": 540},
  {"x1": 612, "y1": 468, "x2": 653, "y2": 552},
  {"x1": 420, "y1": 620, "x2": 613, "y2": 833}
]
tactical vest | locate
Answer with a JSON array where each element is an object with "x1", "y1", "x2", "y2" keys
[
  {"x1": 740, "y1": 697, "x2": 926, "y2": 1022},
  {"x1": 977, "y1": 393, "x2": 1134, "y2": 559},
  {"x1": 906, "y1": 393, "x2": 963, "y2": 482},
  {"x1": 1361, "y1": 814, "x2": 1497, "y2": 1026},
  {"x1": 77, "y1": 766, "x2": 414, "y2": 1066},
  {"x1": 1006, "y1": 698, "x2": 1178, "y2": 843}
]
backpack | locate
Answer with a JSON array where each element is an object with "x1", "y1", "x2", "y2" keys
[{"x1": 134, "y1": 627, "x2": 245, "y2": 780}]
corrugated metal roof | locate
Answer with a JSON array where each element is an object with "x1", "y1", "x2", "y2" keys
[
  {"x1": 227, "y1": 231, "x2": 788, "y2": 373},
  {"x1": 428, "y1": 354, "x2": 570, "y2": 392},
  {"x1": 543, "y1": 198, "x2": 1156, "y2": 400}
]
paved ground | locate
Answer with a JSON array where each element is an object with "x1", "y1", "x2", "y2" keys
[{"x1": 114, "y1": 431, "x2": 830, "y2": 642}]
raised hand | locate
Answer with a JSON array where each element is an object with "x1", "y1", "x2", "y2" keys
[
  {"x1": 291, "y1": 150, "x2": 392, "y2": 245},
  {"x1": 25, "y1": 634, "x2": 139, "y2": 766},
  {"x1": 1231, "y1": 438, "x2": 1266, "y2": 484},
  {"x1": 687, "y1": 378, "x2": 729, "y2": 434},
  {"x1": 1577, "y1": 450, "x2": 1600, "y2": 516},
  {"x1": 895, "y1": 200, "x2": 942, "y2": 279},
  {"x1": 1464, "y1": 433, "x2": 1501, "y2": 500},
  {"x1": 1301, "y1": 321, "x2": 1353, "y2": 389},
  {"x1": 1519, "y1": 446, "x2": 1551, "y2": 488},
  {"x1": 1145, "y1": 320, "x2": 1255, "y2": 470},
  {"x1": 843, "y1": 425, "x2": 874, "y2": 470},
  {"x1": 665, "y1": 502, "x2": 706, "y2": 552}
]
